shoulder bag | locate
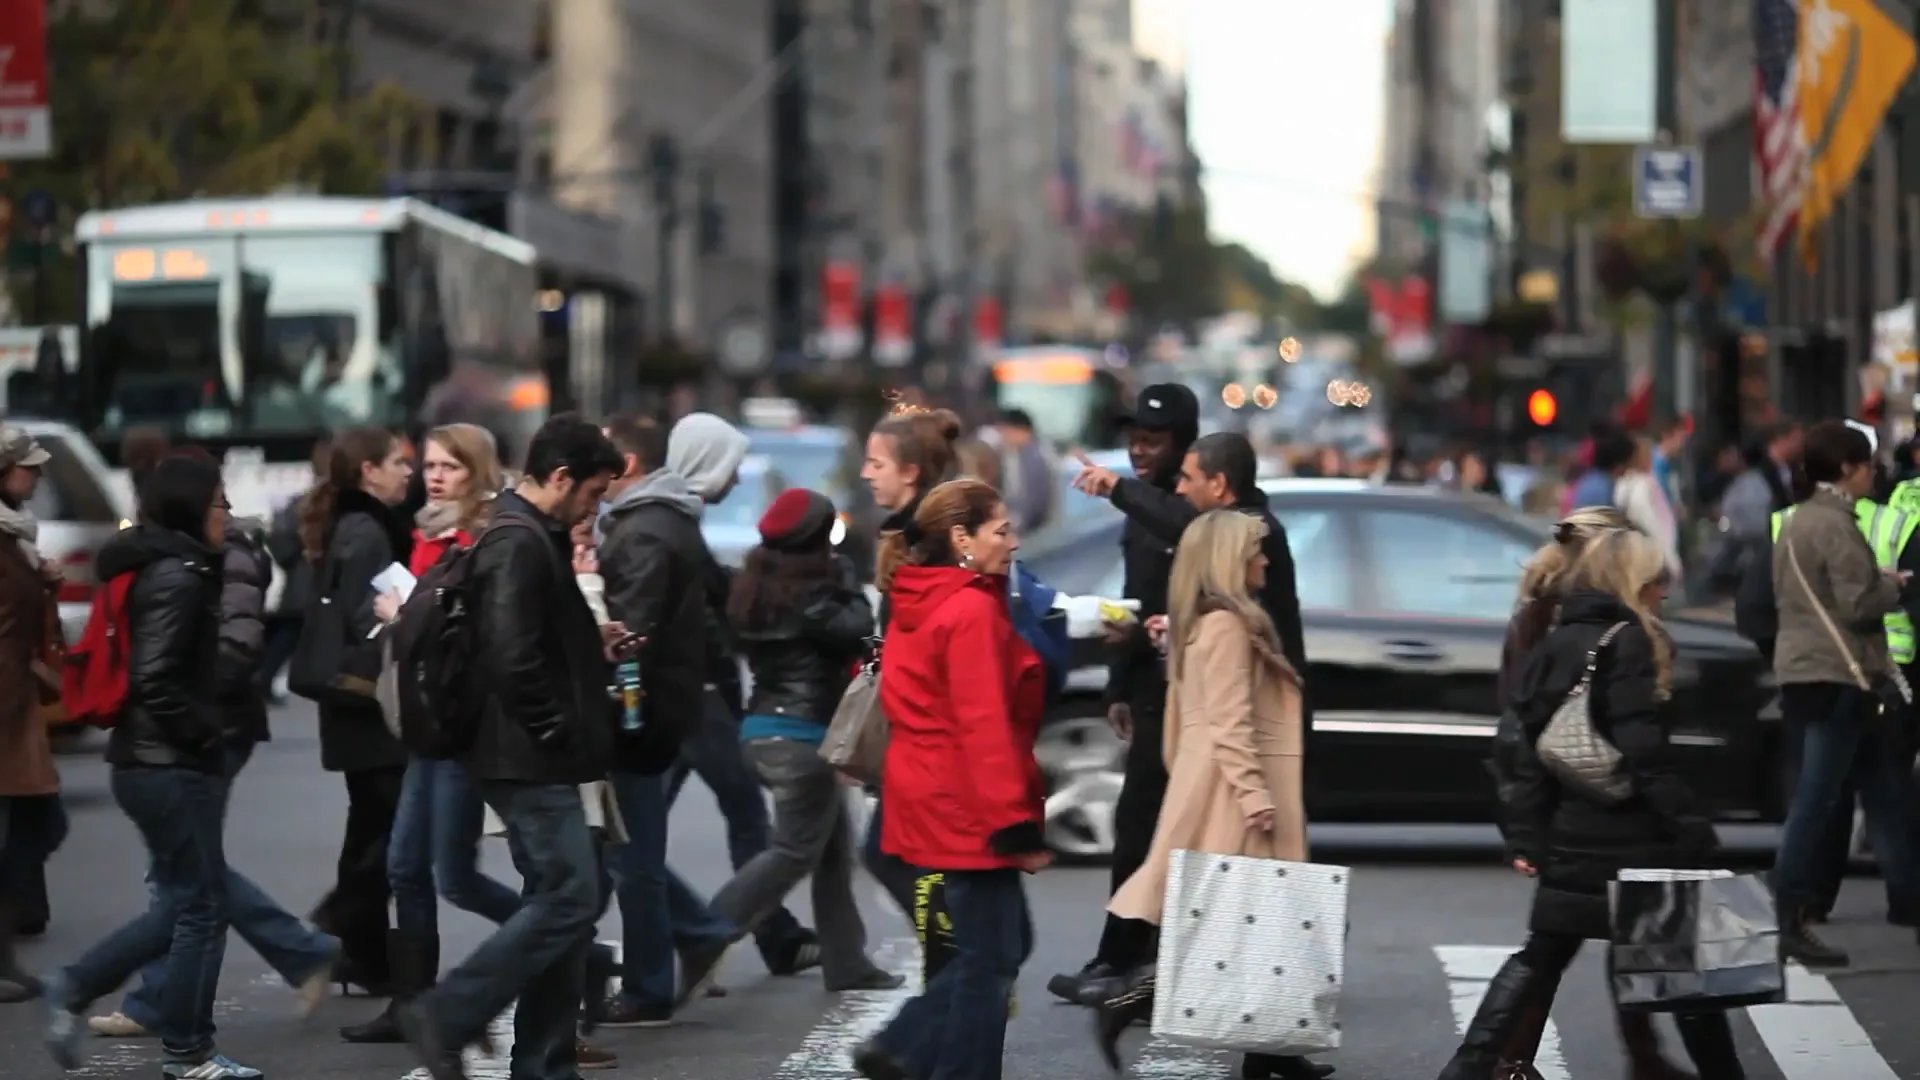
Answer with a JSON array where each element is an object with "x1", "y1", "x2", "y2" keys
[
  {"x1": 1785, "y1": 538, "x2": 1912, "y2": 715},
  {"x1": 820, "y1": 638, "x2": 887, "y2": 785},
  {"x1": 1535, "y1": 621, "x2": 1636, "y2": 802}
]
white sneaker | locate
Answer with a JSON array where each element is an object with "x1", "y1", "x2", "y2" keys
[{"x1": 87, "y1": 1011, "x2": 151, "y2": 1037}]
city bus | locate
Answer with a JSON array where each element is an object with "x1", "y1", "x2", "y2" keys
[
  {"x1": 23, "y1": 196, "x2": 549, "y2": 515},
  {"x1": 989, "y1": 346, "x2": 1124, "y2": 448}
]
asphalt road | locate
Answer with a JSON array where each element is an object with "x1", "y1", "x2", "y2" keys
[{"x1": 4, "y1": 704, "x2": 1919, "y2": 1080}]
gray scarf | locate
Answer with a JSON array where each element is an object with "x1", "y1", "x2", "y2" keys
[
  {"x1": 0, "y1": 496, "x2": 40, "y2": 568},
  {"x1": 415, "y1": 499, "x2": 465, "y2": 539}
]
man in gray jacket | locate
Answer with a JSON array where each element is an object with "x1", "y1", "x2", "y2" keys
[{"x1": 1770, "y1": 420, "x2": 1920, "y2": 965}]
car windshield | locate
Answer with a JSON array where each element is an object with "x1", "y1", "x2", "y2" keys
[
  {"x1": 745, "y1": 435, "x2": 848, "y2": 498},
  {"x1": 22, "y1": 429, "x2": 118, "y2": 524}
]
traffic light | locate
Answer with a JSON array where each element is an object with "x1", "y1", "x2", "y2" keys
[{"x1": 1526, "y1": 388, "x2": 1558, "y2": 427}]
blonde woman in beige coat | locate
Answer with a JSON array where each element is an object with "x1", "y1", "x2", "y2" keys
[{"x1": 1092, "y1": 510, "x2": 1326, "y2": 1080}]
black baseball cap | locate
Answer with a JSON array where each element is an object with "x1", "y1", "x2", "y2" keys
[{"x1": 1118, "y1": 383, "x2": 1200, "y2": 437}]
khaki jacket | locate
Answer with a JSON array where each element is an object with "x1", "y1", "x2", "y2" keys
[
  {"x1": 1109, "y1": 609, "x2": 1306, "y2": 924},
  {"x1": 1773, "y1": 487, "x2": 1902, "y2": 687}
]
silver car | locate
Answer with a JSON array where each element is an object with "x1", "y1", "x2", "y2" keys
[{"x1": 13, "y1": 419, "x2": 134, "y2": 645}]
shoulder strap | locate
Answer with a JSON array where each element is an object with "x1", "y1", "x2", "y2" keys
[
  {"x1": 1785, "y1": 536, "x2": 1872, "y2": 691},
  {"x1": 1571, "y1": 620, "x2": 1630, "y2": 690}
]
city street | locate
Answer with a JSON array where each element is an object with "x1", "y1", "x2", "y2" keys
[{"x1": 2, "y1": 705, "x2": 1917, "y2": 1080}]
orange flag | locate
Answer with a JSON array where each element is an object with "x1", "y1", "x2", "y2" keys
[{"x1": 1795, "y1": 0, "x2": 1917, "y2": 267}]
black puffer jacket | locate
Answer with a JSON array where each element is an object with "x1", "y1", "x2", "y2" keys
[
  {"x1": 99, "y1": 525, "x2": 224, "y2": 773},
  {"x1": 217, "y1": 521, "x2": 273, "y2": 746},
  {"x1": 738, "y1": 556, "x2": 875, "y2": 724},
  {"x1": 464, "y1": 492, "x2": 615, "y2": 786},
  {"x1": 1498, "y1": 590, "x2": 1718, "y2": 939}
]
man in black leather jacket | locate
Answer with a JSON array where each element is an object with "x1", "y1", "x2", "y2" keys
[{"x1": 396, "y1": 417, "x2": 629, "y2": 1080}]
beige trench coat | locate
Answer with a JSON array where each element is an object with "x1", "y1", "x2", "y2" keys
[{"x1": 1109, "y1": 609, "x2": 1306, "y2": 924}]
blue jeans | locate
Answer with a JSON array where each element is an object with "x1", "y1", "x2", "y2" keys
[
  {"x1": 1774, "y1": 683, "x2": 1920, "y2": 913},
  {"x1": 608, "y1": 769, "x2": 736, "y2": 1008},
  {"x1": 60, "y1": 768, "x2": 230, "y2": 1056},
  {"x1": 388, "y1": 756, "x2": 523, "y2": 936},
  {"x1": 666, "y1": 690, "x2": 806, "y2": 950},
  {"x1": 420, "y1": 782, "x2": 601, "y2": 1080},
  {"x1": 863, "y1": 795, "x2": 922, "y2": 917},
  {"x1": 873, "y1": 869, "x2": 1033, "y2": 1080}
]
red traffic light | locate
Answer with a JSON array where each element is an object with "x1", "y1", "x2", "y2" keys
[{"x1": 1526, "y1": 389, "x2": 1558, "y2": 427}]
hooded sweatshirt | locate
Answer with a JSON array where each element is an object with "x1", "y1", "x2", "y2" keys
[{"x1": 667, "y1": 412, "x2": 750, "y2": 503}]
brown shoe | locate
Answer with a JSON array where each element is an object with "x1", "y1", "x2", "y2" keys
[{"x1": 577, "y1": 1039, "x2": 618, "y2": 1070}]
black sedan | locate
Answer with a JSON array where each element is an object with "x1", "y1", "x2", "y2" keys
[{"x1": 1021, "y1": 479, "x2": 1783, "y2": 860}]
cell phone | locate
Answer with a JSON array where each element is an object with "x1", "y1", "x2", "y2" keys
[{"x1": 612, "y1": 631, "x2": 645, "y2": 652}]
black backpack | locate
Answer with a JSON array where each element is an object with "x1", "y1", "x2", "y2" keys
[{"x1": 387, "y1": 512, "x2": 551, "y2": 759}]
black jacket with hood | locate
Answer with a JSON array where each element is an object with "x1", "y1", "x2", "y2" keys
[
  {"x1": 1496, "y1": 589, "x2": 1717, "y2": 939},
  {"x1": 100, "y1": 525, "x2": 225, "y2": 773},
  {"x1": 599, "y1": 469, "x2": 716, "y2": 774},
  {"x1": 464, "y1": 491, "x2": 615, "y2": 786}
]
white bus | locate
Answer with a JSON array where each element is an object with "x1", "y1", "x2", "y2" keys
[{"x1": 34, "y1": 196, "x2": 548, "y2": 508}]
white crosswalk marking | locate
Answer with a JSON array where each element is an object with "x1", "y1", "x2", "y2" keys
[
  {"x1": 773, "y1": 937, "x2": 920, "y2": 1079},
  {"x1": 1748, "y1": 964, "x2": 1899, "y2": 1080},
  {"x1": 1433, "y1": 945, "x2": 1571, "y2": 1080}
]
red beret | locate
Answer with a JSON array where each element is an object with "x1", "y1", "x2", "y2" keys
[{"x1": 759, "y1": 488, "x2": 836, "y2": 547}]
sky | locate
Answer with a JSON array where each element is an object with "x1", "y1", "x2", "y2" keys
[{"x1": 1135, "y1": 0, "x2": 1393, "y2": 302}]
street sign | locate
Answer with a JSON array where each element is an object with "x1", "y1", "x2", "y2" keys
[{"x1": 1633, "y1": 145, "x2": 1703, "y2": 219}]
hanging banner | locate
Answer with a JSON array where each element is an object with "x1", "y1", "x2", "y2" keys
[
  {"x1": 873, "y1": 284, "x2": 912, "y2": 367},
  {"x1": 1562, "y1": 0, "x2": 1656, "y2": 144},
  {"x1": 820, "y1": 261, "x2": 861, "y2": 360},
  {"x1": 972, "y1": 296, "x2": 1004, "y2": 356},
  {"x1": 0, "y1": 0, "x2": 50, "y2": 159}
]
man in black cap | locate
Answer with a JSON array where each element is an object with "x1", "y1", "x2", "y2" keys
[{"x1": 1046, "y1": 383, "x2": 1198, "y2": 1006}]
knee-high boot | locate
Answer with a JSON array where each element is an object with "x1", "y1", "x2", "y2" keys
[
  {"x1": 1672, "y1": 1012, "x2": 1745, "y2": 1080},
  {"x1": 1436, "y1": 952, "x2": 1553, "y2": 1080},
  {"x1": 1617, "y1": 1008, "x2": 1698, "y2": 1080},
  {"x1": 340, "y1": 931, "x2": 438, "y2": 1044}
]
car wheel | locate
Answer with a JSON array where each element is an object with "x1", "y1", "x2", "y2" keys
[{"x1": 1034, "y1": 713, "x2": 1127, "y2": 862}]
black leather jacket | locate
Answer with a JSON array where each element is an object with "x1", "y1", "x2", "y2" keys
[
  {"x1": 738, "y1": 557, "x2": 874, "y2": 725},
  {"x1": 464, "y1": 491, "x2": 616, "y2": 786},
  {"x1": 599, "y1": 478, "x2": 713, "y2": 774},
  {"x1": 100, "y1": 525, "x2": 225, "y2": 773}
]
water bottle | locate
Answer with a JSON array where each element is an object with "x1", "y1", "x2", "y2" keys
[{"x1": 613, "y1": 660, "x2": 644, "y2": 732}]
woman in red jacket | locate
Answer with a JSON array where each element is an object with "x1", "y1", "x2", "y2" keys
[{"x1": 853, "y1": 478, "x2": 1050, "y2": 1080}]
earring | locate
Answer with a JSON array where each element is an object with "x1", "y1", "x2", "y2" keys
[{"x1": 960, "y1": 550, "x2": 975, "y2": 570}]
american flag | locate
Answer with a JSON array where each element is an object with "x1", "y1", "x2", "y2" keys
[{"x1": 1753, "y1": 0, "x2": 1807, "y2": 260}]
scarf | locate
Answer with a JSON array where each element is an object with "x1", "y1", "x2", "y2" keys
[
  {"x1": 0, "y1": 496, "x2": 40, "y2": 568},
  {"x1": 415, "y1": 499, "x2": 465, "y2": 540}
]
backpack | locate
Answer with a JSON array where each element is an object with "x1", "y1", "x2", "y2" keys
[
  {"x1": 61, "y1": 573, "x2": 137, "y2": 728},
  {"x1": 386, "y1": 512, "x2": 550, "y2": 759}
]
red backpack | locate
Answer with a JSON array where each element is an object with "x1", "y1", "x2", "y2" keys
[{"x1": 61, "y1": 573, "x2": 136, "y2": 728}]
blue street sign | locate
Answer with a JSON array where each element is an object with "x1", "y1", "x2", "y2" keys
[{"x1": 1633, "y1": 145, "x2": 1703, "y2": 219}]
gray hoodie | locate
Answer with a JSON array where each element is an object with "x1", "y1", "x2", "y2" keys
[{"x1": 667, "y1": 412, "x2": 750, "y2": 502}]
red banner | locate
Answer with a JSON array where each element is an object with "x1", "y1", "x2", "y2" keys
[
  {"x1": 973, "y1": 297, "x2": 1003, "y2": 348},
  {"x1": 873, "y1": 284, "x2": 911, "y2": 366},
  {"x1": 0, "y1": 0, "x2": 50, "y2": 159},
  {"x1": 820, "y1": 261, "x2": 861, "y2": 359}
]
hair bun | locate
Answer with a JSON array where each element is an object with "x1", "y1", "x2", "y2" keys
[{"x1": 929, "y1": 408, "x2": 962, "y2": 443}]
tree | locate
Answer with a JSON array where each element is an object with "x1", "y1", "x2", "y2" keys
[
  {"x1": 5, "y1": 0, "x2": 426, "y2": 319},
  {"x1": 1087, "y1": 196, "x2": 1222, "y2": 330}
]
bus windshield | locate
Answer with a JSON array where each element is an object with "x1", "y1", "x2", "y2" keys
[{"x1": 86, "y1": 231, "x2": 402, "y2": 439}]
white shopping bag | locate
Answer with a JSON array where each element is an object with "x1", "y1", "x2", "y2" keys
[{"x1": 1151, "y1": 851, "x2": 1347, "y2": 1056}]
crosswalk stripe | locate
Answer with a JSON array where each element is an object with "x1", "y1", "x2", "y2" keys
[
  {"x1": 1434, "y1": 946, "x2": 1572, "y2": 1080},
  {"x1": 1749, "y1": 965, "x2": 1899, "y2": 1080},
  {"x1": 773, "y1": 936, "x2": 920, "y2": 1079}
]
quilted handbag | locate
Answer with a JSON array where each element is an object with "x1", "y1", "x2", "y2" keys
[
  {"x1": 1534, "y1": 621, "x2": 1634, "y2": 803},
  {"x1": 819, "y1": 649, "x2": 887, "y2": 785},
  {"x1": 1152, "y1": 851, "x2": 1347, "y2": 1056}
]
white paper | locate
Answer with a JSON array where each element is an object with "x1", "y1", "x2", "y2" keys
[
  {"x1": 1054, "y1": 594, "x2": 1141, "y2": 639},
  {"x1": 371, "y1": 562, "x2": 418, "y2": 602}
]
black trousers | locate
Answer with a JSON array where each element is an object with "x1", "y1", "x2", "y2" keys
[
  {"x1": 313, "y1": 766, "x2": 405, "y2": 973},
  {"x1": 1095, "y1": 703, "x2": 1168, "y2": 969}
]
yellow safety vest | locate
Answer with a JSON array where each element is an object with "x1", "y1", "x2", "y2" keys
[
  {"x1": 1772, "y1": 502, "x2": 1920, "y2": 664},
  {"x1": 1892, "y1": 478, "x2": 1920, "y2": 519}
]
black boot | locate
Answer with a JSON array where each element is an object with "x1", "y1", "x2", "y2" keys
[
  {"x1": 1435, "y1": 953, "x2": 1545, "y2": 1080},
  {"x1": 1047, "y1": 959, "x2": 1117, "y2": 1005},
  {"x1": 1091, "y1": 970, "x2": 1155, "y2": 1073},
  {"x1": 1673, "y1": 1012, "x2": 1746, "y2": 1080},
  {"x1": 0, "y1": 905, "x2": 41, "y2": 1002},
  {"x1": 340, "y1": 931, "x2": 438, "y2": 1044},
  {"x1": 1241, "y1": 1052, "x2": 1336, "y2": 1078},
  {"x1": 1618, "y1": 1008, "x2": 1698, "y2": 1080},
  {"x1": 1493, "y1": 991, "x2": 1555, "y2": 1079}
]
